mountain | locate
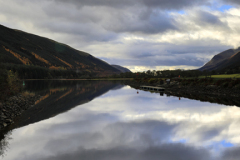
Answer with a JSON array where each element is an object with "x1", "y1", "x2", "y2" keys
[
  {"x1": 111, "y1": 65, "x2": 131, "y2": 73},
  {"x1": 214, "y1": 51, "x2": 240, "y2": 71},
  {"x1": 0, "y1": 24, "x2": 121, "y2": 77},
  {"x1": 199, "y1": 47, "x2": 240, "y2": 71}
]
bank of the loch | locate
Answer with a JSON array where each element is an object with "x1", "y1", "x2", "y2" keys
[
  {"x1": 0, "y1": 93, "x2": 40, "y2": 129},
  {"x1": 124, "y1": 78, "x2": 240, "y2": 97}
]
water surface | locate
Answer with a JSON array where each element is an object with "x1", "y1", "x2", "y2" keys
[{"x1": 1, "y1": 80, "x2": 240, "y2": 160}]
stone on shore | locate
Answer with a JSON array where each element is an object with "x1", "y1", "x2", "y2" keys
[{"x1": 0, "y1": 93, "x2": 40, "y2": 129}]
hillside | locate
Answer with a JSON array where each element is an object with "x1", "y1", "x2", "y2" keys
[
  {"x1": 199, "y1": 47, "x2": 240, "y2": 71},
  {"x1": 214, "y1": 52, "x2": 240, "y2": 71},
  {"x1": 111, "y1": 65, "x2": 131, "y2": 73},
  {"x1": 0, "y1": 24, "x2": 121, "y2": 77}
]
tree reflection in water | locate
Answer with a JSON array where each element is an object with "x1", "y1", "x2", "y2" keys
[
  {"x1": 160, "y1": 92, "x2": 164, "y2": 96},
  {"x1": 0, "y1": 130, "x2": 12, "y2": 158}
]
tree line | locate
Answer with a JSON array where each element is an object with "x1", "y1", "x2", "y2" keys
[
  {"x1": 0, "y1": 63, "x2": 96, "y2": 80},
  {"x1": 0, "y1": 65, "x2": 21, "y2": 100},
  {"x1": 109, "y1": 69, "x2": 230, "y2": 79}
]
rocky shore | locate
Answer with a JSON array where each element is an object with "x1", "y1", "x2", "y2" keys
[
  {"x1": 124, "y1": 79, "x2": 240, "y2": 106},
  {"x1": 164, "y1": 82, "x2": 240, "y2": 97},
  {"x1": 125, "y1": 79, "x2": 240, "y2": 97},
  {"x1": 0, "y1": 93, "x2": 40, "y2": 129}
]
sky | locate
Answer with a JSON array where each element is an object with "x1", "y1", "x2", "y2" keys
[{"x1": 0, "y1": 0, "x2": 240, "y2": 72}]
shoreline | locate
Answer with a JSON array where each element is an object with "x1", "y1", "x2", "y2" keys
[
  {"x1": 125, "y1": 80, "x2": 240, "y2": 107},
  {"x1": 0, "y1": 93, "x2": 40, "y2": 130},
  {"x1": 125, "y1": 79, "x2": 240, "y2": 97},
  {"x1": 22, "y1": 78, "x2": 133, "y2": 81}
]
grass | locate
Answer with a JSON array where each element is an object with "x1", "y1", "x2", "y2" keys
[
  {"x1": 199, "y1": 74, "x2": 240, "y2": 79},
  {"x1": 90, "y1": 78, "x2": 134, "y2": 80}
]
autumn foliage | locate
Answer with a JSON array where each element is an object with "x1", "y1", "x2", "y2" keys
[
  {"x1": 55, "y1": 56, "x2": 73, "y2": 68},
  {"x1": 56, "y1": 89, "x2": 73, "y2": 101},
  {"x1": 31, "y1": 52, "x2": 51, "y2": 65},
  {"x1": 0, "y1": 68, "x2": 21, "y2": 100},
  {"x1": 3, "y1": 46, "x2": 31, "y2": 65}
]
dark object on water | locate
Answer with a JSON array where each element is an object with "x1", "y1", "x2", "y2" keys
[
  {"x1": 160, "y1": 92, "x2": 164, "y2": 96},
  {"x1": 140, "y1": 86, "x2": 165, "y2": 92}
]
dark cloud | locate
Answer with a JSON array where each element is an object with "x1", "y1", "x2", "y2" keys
[
  {"x1": 21, "y1": 118, "x2": 213, "y2": 160},
  {"x1": 55, "y1": 0, "x2": 210, "y2": 10},
  {"x1": 197, "y1": 11, "x2": 224, "y2": 24},
  {"x1": 165, "y1": 44, "x2": 231, "y2": 55},
  {"x1": 104, "y1": 42, "x2": 231, "y2": 67},
  {"x1": 142, "y1": 0, "x2": 210, "y2": 10},
  {"x1": 55, "y1": 0, "x2": 135, "y2": 8},
  {"x1": 193, "y1": 125, "x2": 227, "y2": 141},
  {"x1": 194, "y1": 10, "x2": 229, "y2": 29},
  {"x1": 121, "y1": 54, "x2": 204, "y2": 67},
  {"x1": 174, "y1": 10, "x2": 231, "y2": 33},
  {"x1": 221, "y1": 147, "x2": 240, "y2": 160},
  {"x1": 103, "y1": 11, "x2": 177, "y2": 34},
  {"x1": 103, "y1": 120, "x2": 178, "y2": 145},
  {"x1": 37, "y1": 21, "x2": 119, "y2": 42},
  {"x1": 42, "y1": 3, "x2": 177, "y2": 35},
  {"x1": 103, "y1": 53, "x2": 206, "y2": 67},
  {"x1": 221, "y1": 0, "x2": 240, "y2": 5},
  {"x1": 41, "y1": 119, "x2": 178, "y2": 149},
  {"x1": 31, "y1": 145, "x2": 211, "y2": 160}
]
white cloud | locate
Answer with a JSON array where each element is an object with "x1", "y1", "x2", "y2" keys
[{"x1": 126, "y1": 65, "x2": 199, "y2": 72}]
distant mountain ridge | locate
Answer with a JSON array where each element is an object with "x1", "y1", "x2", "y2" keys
[
  {"x1": 199, "y1": 47, "x2": 240, "y2": 71},
  {"x1": 0, "y1": 24, "x2": 121, "y2": 76},
  {"x1": 111, "y1": 65, "x2": 131, "y2": 73}
]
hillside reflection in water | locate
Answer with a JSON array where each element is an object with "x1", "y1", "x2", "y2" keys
[{"x1": 1, "y1": 81, "x2": 240, "y2": 160}]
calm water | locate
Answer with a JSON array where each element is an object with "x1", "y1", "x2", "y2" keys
[{"x1": 1, "y1": 80, "x2": 240, "y2": 160}]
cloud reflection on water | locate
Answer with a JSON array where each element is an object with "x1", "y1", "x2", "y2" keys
[{"x1": 2, "y1": 86, "x2": 240, "y2": 160}]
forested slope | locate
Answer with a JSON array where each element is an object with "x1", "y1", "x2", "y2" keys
[{"x1": 0, "y1": 24, "x2": 121, "y2": 78}]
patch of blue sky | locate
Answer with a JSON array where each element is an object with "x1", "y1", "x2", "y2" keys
[
  {"x1": 178, "y1": 139, "x2": 187, "y2": 143},
  {"x1": 205, "y1": 1, "x2": 234, "y2": 12},
  {"x1": 207, "y1": 140, "x2": 234, "y2": 156},
  {"x1": 178, "y1": 10, "x2": 186, "y2": 15},
  {"x1": 220, "y1": 140, "x2": 234, "y2": 148},
  {"x1": 169, "y1": 138, "x2": 187, "y2": 144},
  {"x1": 218, "y1": 5, "x2": 234, "y2": 12},
  {"x1": 210, "y1": 140, "x2": 234, "y2": 151},
  {"x1": 167, "y1": 10, "x2": 186, "y2": 15}
]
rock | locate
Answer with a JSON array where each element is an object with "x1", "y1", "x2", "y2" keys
[
  {"x1": 0, "y1": 94, "x2": 40, "y2": 129},
  {"x1": 206, "y1": 85, "x2": 217, "y2": 89},
  {"x1": 5, "y1": 119, "x2": 12, "y2": 123},
  {"x1": 1, "y1": 113, "x2": 7, "y2": 119}
]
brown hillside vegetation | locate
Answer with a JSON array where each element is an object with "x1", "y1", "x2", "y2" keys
[
  {"x1": 31, "y1": 51, "x2": 51, "y2": 66},
  {"x1": 0, "y1": 24, "x2": 122, "y2": 78},
  {"x1": 54, "y1": 56, "x2": 73, "y2": 69},
  {"x1": 3, "y1": 46, "x2": 31, "y2": 65}
]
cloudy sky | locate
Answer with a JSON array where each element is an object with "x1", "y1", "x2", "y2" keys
[{"x1": 0, "y1": 0, "x2": 240, "y2": 72}]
